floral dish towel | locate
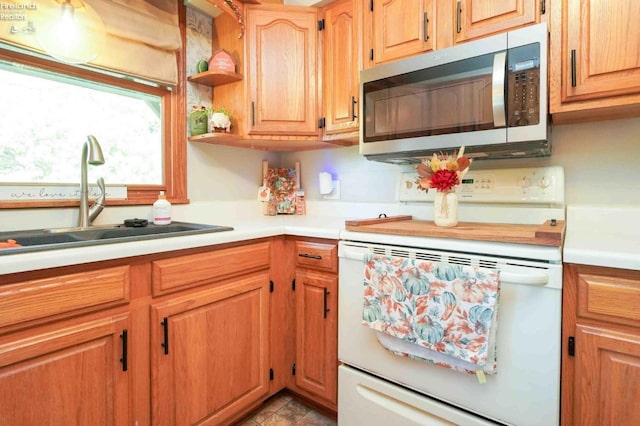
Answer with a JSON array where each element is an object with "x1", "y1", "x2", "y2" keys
[{"x1": 362, "y1": 253, "x2": 500, "y2": 377}]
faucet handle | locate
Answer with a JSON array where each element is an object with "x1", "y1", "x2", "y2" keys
[{"x1": 88, "y1": 177, "x2": 106, "y2": 223}]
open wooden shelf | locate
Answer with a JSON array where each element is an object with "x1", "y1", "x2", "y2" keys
[
  {"x1": 187, "y1": 70, "x2": 242, "y2": 87},
  {"x1": 188, "y1": 132, "x2": 356, "y2": 152}
]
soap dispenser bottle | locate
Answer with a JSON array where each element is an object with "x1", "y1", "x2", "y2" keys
[{"x1": 153, "y1": 191, "x2": 171, "y2": 225}]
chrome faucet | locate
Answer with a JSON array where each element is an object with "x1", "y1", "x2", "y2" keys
[{"x1": 78, "y1": 135, "x2": 105, "y2": 228}]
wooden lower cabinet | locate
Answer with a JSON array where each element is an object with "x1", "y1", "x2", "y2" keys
[
  {"x1": 288, "y1": 239, "x2": 339, "y2": 411},
  {"x1": 0, "y1": 314, "x2": 130, "y2": 425},
  {"x1": 150, "y1": 271, "x2": 271, "y2": 425},
  {"x1": 0, "y1": 237, "x2": 339, "y2": 424},
  {"x1": 293, "y1": 269, "x2": 338, "y2": 408},
  {"x1": 562, "y1": 264, "x2": 640, "y2": 425}
]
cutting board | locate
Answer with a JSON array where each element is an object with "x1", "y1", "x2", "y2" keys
[{"x1": 345, "y1": 215, "x2": 565, "y2": 247}]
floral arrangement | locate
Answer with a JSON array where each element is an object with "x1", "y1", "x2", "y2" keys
[{"x1": 416, "y1": 146, "x2": 472, "y2": 192}]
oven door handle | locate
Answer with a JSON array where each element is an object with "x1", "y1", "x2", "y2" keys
[
  {"x1": 339, "y1": 246, "x2": 369, "y2": 261},
  {"x1": 500, "y1": 271, "x2": 548, "y2": 286}
]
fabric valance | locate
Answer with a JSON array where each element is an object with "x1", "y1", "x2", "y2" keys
[{"x1": 0, "y1": 0, "x2": 182, "y2": 86}]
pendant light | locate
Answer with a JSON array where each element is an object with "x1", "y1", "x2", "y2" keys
[{"x1": 36, "y1": 0, "x2": 106, "y2": 64}]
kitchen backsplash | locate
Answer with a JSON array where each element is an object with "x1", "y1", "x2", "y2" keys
[{"x1": 280, "y1": 117, "x2": 640, "y2": 206}]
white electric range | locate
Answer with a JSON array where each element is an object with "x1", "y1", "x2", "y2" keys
[{"x1": 338, "y1": 166, "x2": 565, "y2": 425}]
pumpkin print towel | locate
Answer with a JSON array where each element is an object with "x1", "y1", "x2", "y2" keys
[{"x1": 362, "y1": 253, "x2": 500, "y2": 375}]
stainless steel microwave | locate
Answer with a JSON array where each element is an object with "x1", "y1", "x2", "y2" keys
[{"x1": 360, "y1": 23, "x2": 549, "y2": 163}]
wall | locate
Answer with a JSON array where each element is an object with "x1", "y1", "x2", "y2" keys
[
  {"x1": 186, "y1": 8, "x2": 279, "y2": 203},
  {"x1": 280, "y1": 117, "x2": 640, "y2": 206}
]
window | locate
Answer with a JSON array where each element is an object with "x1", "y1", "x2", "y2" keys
[
  {"x1": 0, "y1": 11, "x2": 187, "y2": 209},
  {"x1": 0, "y1": 61, "x2": 163, "y2": 185}
]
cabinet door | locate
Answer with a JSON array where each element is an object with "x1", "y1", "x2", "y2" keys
[
  {"x1": 322, "y1": 0, "x2": 359, "y2": 136},
  {"x1": 151, "y1": 272, "x2": 270, "y2": 425},
  {"x1": 573, "y1": 325, "x2": 640, "y2": 425},
  {"x1": 294, "y1": 269, "x2": 338, "y2": 406},
  {"x1": 246, "y1": 6, "x2": 319, "y2": 136},
  {"x1": 561, "y1": 0, "x2": 640, "y2": 102},
  {"x1": 367, "y1": 0, "x2": 434, "y2": 66},
  {"x1": 454, "y1": 0, "x2": 538, "y2": 43},
  {"x1": 0, "y1": 315, "x2": 130, "y2": 425}
]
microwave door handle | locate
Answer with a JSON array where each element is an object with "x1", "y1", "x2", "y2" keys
[{"x1": 492, "y1": 51, "x2": 507, "y2": 128}]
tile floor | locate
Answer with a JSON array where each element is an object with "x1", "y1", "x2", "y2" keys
[{"x1": 235, "y1": 392, "x2": 337, "y2": 426}]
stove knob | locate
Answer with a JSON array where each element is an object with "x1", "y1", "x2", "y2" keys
[
  {"x1": 538, "y1": 177, "x2": 550, "y2": 188},
  {"x1": 520, "y1": 176, "x2": 532, "y2": 187}
]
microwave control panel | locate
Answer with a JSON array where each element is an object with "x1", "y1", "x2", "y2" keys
[{"x1": 507, "y1": 59, "x2": 540, "y2": 127}]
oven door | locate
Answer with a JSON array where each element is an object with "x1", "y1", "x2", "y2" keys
[{"x1": 338, "y1": 241, "x2": 562, "y2": 426}]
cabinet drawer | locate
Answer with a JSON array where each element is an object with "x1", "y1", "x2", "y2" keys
[
  {"x1": 152, "y1": 242, "x2": 270, "y2": 296},
  {"x1": 295, "y1": 241, "x2": 337, "y2": 273},
  {"x1": 0, "y1": 266, "x2": 130, "y2": 329},
  {"x1": 577, "y1": 268, "x2": 640, "y2": 327}
]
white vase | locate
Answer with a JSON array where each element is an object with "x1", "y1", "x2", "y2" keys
[{"x1": 433, "y1": 190, "x2": 458, "y2": 227}]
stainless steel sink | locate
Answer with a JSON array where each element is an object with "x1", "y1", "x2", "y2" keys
[{"x1": 0, "y1": 222, "x2": 234, "y2": 256}]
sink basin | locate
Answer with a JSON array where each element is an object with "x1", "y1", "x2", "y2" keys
[{"x1": 0, "y1": 222, "x2": 234, "y2": 256}]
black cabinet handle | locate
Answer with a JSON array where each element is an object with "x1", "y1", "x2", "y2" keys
[
  {"x1": 251, "y1": 101, "x2": 255, "y2": 126},
  {"x1": 323, "y1": 288, "x2": 330, "y2": 319},
  {"x1": 424, "y1": 12, "x2": 429, "y2": 41},
  {"x1": 570, "y1": 49, "x2": 577, "y2": 87},
  {"x1": 456, "y1": 2, "x2": 462, "y2": 33},
  {"x1": 161, "y1": 317, "x2": 169, "y2": 355},
  {"x1": 120, "y1": 329, "x2": 128, "y2": 372},
  {"x1": 351, "y1": 96, "x2": 357, "y2": 121},
  {"x1": 299, "y1": 253, "x2": 322, "y2": 260}
]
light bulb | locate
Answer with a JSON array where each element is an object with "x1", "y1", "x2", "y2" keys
[{"x1": 36, "y1": 0, "x2": 106, "y2": 64}]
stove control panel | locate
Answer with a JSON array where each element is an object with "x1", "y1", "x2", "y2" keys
[{"x1": 399, "y1": 166, "x2": 565, "y2": 204}]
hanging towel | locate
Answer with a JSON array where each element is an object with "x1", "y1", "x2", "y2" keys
[{"x1": 362, "y1": 253, "x2": 500, "y2": 375}]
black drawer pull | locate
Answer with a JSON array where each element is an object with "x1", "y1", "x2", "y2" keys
[
  {"x1": 120, "y1": 329, "x2": 128, "y2": 372},
  {"x1": 161, "y1": 317, "x2": 169, "y2": 355},
  {"x1": 299, "y1": 253, "x2": 322, "y2": 260}
]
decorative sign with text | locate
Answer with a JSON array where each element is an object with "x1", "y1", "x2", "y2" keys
[
  {"x1": 0, "y1": 184, "x2": 128, "y2": 201},
  {"x1": 209, "y1": 50, "x2": 236, "y2": 74}
]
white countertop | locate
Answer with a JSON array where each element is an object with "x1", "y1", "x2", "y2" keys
[
  {"x1": 3, "y1": 201, "x2": 638, "y2": 275},
  {"x1": 0, "y1": 215, "x2": 348, "y2": 276},
  {"x1": 563, "y1": 205, "x2": 640, "y2": 271}
]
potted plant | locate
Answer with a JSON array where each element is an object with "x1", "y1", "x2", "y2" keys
[{"x1": 207, "y1": 106, "x2": 232, "y2": 133}]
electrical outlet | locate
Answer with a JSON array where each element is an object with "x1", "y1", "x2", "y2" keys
[{"x1": 323, "y1": 180, "x2": 341, "y2": 200}]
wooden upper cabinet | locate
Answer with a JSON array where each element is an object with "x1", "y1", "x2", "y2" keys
[
  {"x1": 550, "y1": 0, "x2": 640, "y2": 123},
  {"x1": 245, "y1": 5, "x2": 319, "y2": 136},
  {"x1": 366, "y1": 0, "x2": 434, "y2": 67},
  {"x1": 322, "y1": 0, "x2": 360, "y2": 136},
  {"x1": 454, "y1": 0, "x2": 539, "y2": 43}
]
